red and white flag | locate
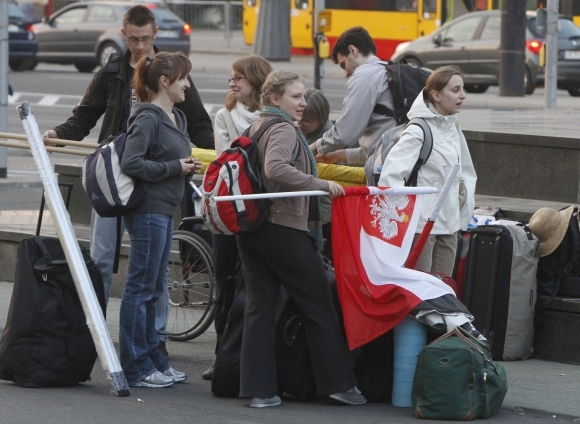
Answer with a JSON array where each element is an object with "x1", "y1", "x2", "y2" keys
[{"x1": 332, "y1": 186, "x2": 456, "y2": 350}]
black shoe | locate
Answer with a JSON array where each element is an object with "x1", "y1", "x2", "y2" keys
[
  {"x1": 202, "y1": 363, "x2": 214, "y2": 381},
  {"x1": 158, "y1": 341, "x2": 169, "y2": 357}
]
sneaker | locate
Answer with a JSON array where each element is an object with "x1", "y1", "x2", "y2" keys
[
  {"x1": 163, "y1": 367, "x2": 187, "y2": 383},
  {"x1": 250, "y1": 395, "x2": 281, "y2": 408},
  {"x1": 158, "y1": 341, "x2": 169, "y2": 357},
  {"x1": 329, "y1": 387, "x2": 367, "y2": 405},
  {"x1": 201, "y1": 363, "x2": 214, "y2": 381},
  {"x1": 130, "y1": 371, "x2": 175, "y2": 388}
]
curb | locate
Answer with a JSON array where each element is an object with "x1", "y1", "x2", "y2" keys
[
  {"x1": 502, "y1": 404, "x2": 580, "y2": 422},
  {"x1": 0, "y1": 180, "x2": 43, "y2": 189}
]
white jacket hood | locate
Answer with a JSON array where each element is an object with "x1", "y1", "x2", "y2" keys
[{"x1": 378, "y1": 91, "x2": 477, "y2": 234}]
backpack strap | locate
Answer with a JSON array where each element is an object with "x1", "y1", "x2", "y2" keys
[
  {"x1": 404, "y1": 117, "x2": 433, "y2": 187},
  {"x1": 246, "y1": 117, "x2": 285, "y2": 141},
  {"x1": 373, "y1": 60, "x2": 395, "y2": 118},
  {"x1": 247, "y1": 118, "x2": 302, "y2": 191},
  {"x1": 111, "y1": 112, "x2": 161, "y2": 274}
]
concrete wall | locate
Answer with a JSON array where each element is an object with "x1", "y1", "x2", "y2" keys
[{"x1": 464, "y1": 130, "x2": 580, "y2": 203}]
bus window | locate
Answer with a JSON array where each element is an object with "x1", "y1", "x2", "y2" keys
[
  {"x1": 295, "y1": 0, "x2": 309, "y2": 10},
  {"x1": 396, "y1": 0, "x2": 418, "y2": 11},
  {"x1": 424, "y1": 0, "x2": 437, "y2": 13}
]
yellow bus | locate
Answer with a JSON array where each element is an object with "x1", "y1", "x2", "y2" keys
[{"x1": 243, "y1": 0, "x2": 498, "y2": 59}]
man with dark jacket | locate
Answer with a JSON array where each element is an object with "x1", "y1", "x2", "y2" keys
[{"x1": 42, "y1": 5, "x2": 214, "y2": 357}]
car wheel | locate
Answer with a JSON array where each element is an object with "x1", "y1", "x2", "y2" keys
[
  {"x1": 567, "y1": 85, "x2": 580, "y2": 97},
  {"x1": 404, "y1": 57, "x2": 422, "y2": 67},
  {"x1": 25, "y1": 59, "x2": 37, "y2": 71},
  {"x1": 524, "y1": 66, "x2": 535, "y2": 95},
  {"x1": 9, "y1": 59, "x2": 28, "y2": 72},
  {"x1": 464, "y1": 84, "x2": 489, "y2": 94},
  {"x1": 75, "y1": 63, "x2": 97, "y2": 73},
  {"x1": 99, "y1": 42, "x2": 120, "y2": 68}
]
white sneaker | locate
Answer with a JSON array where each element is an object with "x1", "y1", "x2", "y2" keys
[
  {"x1": 130, "y1": 371, "x2": 175, "y2": 388},
  {"x1": 250, "y1": 395, "x2": 281, "y2": 408},
  {"x1": 163, "y1": 367, "x2": 187, "y2": 383}
]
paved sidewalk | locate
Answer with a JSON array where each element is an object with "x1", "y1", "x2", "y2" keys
[{"x1": 0, "y1": 280, "x2": 579, "y2": 419}]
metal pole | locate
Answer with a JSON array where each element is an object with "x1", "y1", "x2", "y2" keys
[
  {"x1": 224, "y1": 1, "x2": 231, "y2": 47},
  {"x1": 0, "y1": 0, "x2": 9, "y2": 178},
  {"x1": 499, "y1": 0, "x2": 526, "y2": 96},
  {"x1": 17, "y1": 102, "x2": 130, "y2": 397},
  {"x1": 544, "y1": 0, "x2": 559, "y2": 109},
  {"x1": 313, "y1": 0, "x2": 325, "y2": 90}
]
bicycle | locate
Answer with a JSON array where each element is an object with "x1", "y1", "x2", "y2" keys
[{"x1": 166, "y1": 215, "x2": 215, "y2": 341}]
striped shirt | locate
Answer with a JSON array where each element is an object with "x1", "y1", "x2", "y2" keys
[{"x1": 314, "y1": 55, "x2": 397, "y2": 164}]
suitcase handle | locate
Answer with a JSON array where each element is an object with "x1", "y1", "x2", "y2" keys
[
  {"x1": 283, "y1": 314, "x2": 304, "y2": 348},
  {"x1": 36, "y1": 182, "x2": 74, "y2": 236}
]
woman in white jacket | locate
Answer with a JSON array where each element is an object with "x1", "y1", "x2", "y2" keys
[
  {"x1": 203, "y1": 55, "x2": 272, "y2": 380},
  {"x1": 378, "y1": 65, "x2": 476, "y2": 276}
]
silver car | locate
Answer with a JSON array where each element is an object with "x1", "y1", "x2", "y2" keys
[
  {"x1": 32, "y1": 0, "x2": 191, "y2": 72},
  {"x1": 391, "y1": 10, "x2": 580, "y2": 96}
]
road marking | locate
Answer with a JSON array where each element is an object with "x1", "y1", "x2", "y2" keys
[
  {"x1": 37, "y1": 95, "x2": 61, "y2": 106},
  {"x1": 9, "y1": 92, "x2": 221, "y2": 114}
]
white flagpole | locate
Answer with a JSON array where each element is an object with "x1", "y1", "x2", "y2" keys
[
  {"x1": 213, "y1": 186, "x2": 438, "y2": 202},
  {"x1": 17, "y1": 102, "x2": 130, "y2": 397}
]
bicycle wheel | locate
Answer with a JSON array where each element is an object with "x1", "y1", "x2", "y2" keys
[{"x1": 166, "y1": 230, "x2": 215, "y2": 341}]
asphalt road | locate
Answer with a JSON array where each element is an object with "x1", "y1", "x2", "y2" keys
[
  {"x1": 5, "y1": 63, "x2": 348, "y2": 139},
  {"x1": 0, "y1": 351, "x2": 570, "y2": 424},
  {"x1": 6, "y1": 62, "x2": 580, "y2": 139}
]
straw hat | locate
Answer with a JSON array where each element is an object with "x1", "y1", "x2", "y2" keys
[{"x1": 528, "y1": 206, "x2": 574, "y2": 257}]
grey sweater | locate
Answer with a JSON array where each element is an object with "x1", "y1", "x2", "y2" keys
[{"x1": 121, "y1": 103, "x2": 191, "y2": 217}]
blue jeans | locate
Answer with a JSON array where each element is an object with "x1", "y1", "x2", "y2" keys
[
  {"x1": 119, "y1": 213, "x2": 172, "y2": 384},
  {"x1": 90, "y1": 210, "x2": 169, "y2": 342}
]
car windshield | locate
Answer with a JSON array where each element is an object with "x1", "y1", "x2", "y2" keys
[
  {"x1": 9, "y1": 2, "x2": 26, "y2": 19},
  {"x1": 528, "y1": 17, "x2": 580, "y2": 40}
]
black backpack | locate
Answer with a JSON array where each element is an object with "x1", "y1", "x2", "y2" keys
[
  {"x1": 373, "y1": 58, "x2": 432, "y2": 125},
  {"x1": 537, "y1": 206, "x2": 580, "y2": 299}
]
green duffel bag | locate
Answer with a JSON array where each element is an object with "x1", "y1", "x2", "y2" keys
[{"x1": 412, "y1": 326, "x2": 508, "y2": 420}]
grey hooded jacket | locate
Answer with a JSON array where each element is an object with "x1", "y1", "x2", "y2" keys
[{"x1": 121, "y1": 102, "x2": 191, "y2": 217}]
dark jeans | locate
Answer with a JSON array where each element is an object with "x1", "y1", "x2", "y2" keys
[
  {"x1": 237, "y1": 222, "x2": 356, "y2": 398},
  {"x1": 212, "y1": 233, "x2": 240, "y2": 354},
  {"x1": 119, "y1": 213, "x2": 171, "y2": 384}
]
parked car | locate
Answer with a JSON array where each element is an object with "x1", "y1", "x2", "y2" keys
[
  {"x1": 391, "y1": 10, "x2": 580, "y2": 96},
  {"x1": 32, "y1": 0, "x2": 191, "y2": 73},
  {"x1": 8, "y1": 1, "x2": 38, "y2": 72}
]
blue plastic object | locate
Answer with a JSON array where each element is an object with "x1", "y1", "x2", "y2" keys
[{"x1": 392, "y1": 316, "x2": 427, "y2": 407}]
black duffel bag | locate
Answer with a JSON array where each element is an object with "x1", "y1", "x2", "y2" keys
[{"x1": 0, "y1": 236, "x2": 105, "y2": 387}]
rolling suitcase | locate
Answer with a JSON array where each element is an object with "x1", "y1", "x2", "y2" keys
[
  {"x1": 0, "y1": 183, "x2": 106, "y2": 387},
  {"x1": 451, "y1": 230, "x2": 471, "y2": 302},
  {"x1": 464, "y1": 224, "x2": 539, "y2": 361}
]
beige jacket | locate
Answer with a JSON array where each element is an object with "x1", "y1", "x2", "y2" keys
[{"x1": 249, "y1": 113, "x2": 330, "y2": 232}]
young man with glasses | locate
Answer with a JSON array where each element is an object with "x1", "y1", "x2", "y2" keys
[{"x1": 42, "y1": 5, "x2": 214, "y2": 359}]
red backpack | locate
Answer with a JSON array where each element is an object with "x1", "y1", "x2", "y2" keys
[{"x1": 202, "y1": 118, "x2": 300, "y2": 235}]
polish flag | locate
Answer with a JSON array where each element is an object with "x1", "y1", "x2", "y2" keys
[{"x1": 332, "y1": 186, "x2": 457, "y2": 350}]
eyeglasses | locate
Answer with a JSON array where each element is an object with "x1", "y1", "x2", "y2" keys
[
  {"x1": 125, "y1": 36, "x2": 154, "y2": 45},
  {"x1": 228, "y1": 76, "x2": 246, "y2": 84}
]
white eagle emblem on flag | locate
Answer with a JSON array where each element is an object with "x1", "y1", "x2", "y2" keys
[{"x1": 369, "y1": 194, "x2": 410, "y2": 240}]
